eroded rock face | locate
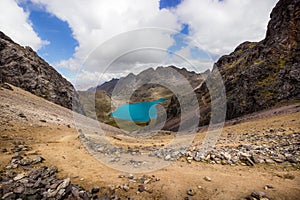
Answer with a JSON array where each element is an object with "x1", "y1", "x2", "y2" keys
[
  {"x1": 0, "y1": 31, "x2": 83, "y2": 113},
  {"x1": 165, "y1": 0, "x2": 300, "y2": 129},
  {"x1": 214, "y1": 0, "x2": 300, "y2": 120}
]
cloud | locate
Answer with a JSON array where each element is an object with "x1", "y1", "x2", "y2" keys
[
  {"x1": 0, "y1": 0, "x2": 47, "y2": 51},
  {"x1": 31, "y1": 0, "x2": 181, "y2": 62},
  {"x1": 175, "y1": 0, "x2": 278, "y2": 55},
  {"x1": 29, "y1": 0, "x2": 278, "y2": 90},
  {"x1": 30, "y1": 0, "x2": 183, "y2": 89}
]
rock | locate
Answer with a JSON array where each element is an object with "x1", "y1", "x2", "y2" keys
[
  {"x1": 127, "y1": 174, "x2": 134, "y2": 179},
  {"x1": 138, "y1": 185, "x2": 146, "y2": 192},
  {"x1": 107, "y1": 185, "x2": 115, "y2": 191},
  {"x1": 1, "y1": 192, "x2": 14, "y2": 199},
  {"x1": 251, "y1": 191, "x2": 269, "y2": 199},
  {"x1": 187, "y1": 189, "x2": 196, "y2": 196},
  {"x1": 13, "y1": 186, "x2": 25, "y2": 194},
  {"x1": 273, "y1": 158, "x2": 284, "y2": 163},
  {"x1": 204, "y1": 176, "x2": 211, "y2": 182},
  {"x1": 286, "y1": 156, "x2": 297, "y2": 163},
  {"x1": 91, "y1": 186, "x2": 100, "y2": 194},
  {"x1": 223, "y1": 152, "x2": 231, "y2": 160},
  {"x1": 13, "y1": 173, "x2": 25, "y2": 181},
  {"x1": 164, "y1": 154, "x2": 171, "y2": 161},
  {"x1": 264, "y1": 184, "x2": 274, "y2": 190},
  {"x1": 1, "y1": 148, "x2": 7, "y2": 153},
  {"x1": 39, "y1": 119, "x2": 47, "y2": 123},
  {"x1": 1, "y1": 83, "x2": 13, "y2": 90},
  {"x1": 32, "y1": 156, "x2": 45, "y2": 164},
  {"x1": 251, "y1": 155, "x2": 264, "y2": 164},
  {"x1": 18, "y1": 113, "x2": 26, "y2": 118},
  {"x1": 265, "y1": 158, "x2": 275, "y2": 164},
  {"x1": 58, "y1": 178, "x2": 70, "y2": 190},
  {"x1": 119, "y1": 184, "x2": 130, "y2": 192}
]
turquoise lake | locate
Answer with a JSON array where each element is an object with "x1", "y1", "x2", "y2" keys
[{"x1": 110, "y1": 98, "x2": 166, "y2": 122}]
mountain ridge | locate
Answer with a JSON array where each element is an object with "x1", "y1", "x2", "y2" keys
[
  {"x1": 0, "y1": 31, "x2": 84, "y2": 114},
  {"x1": 164, "y1": 0, "x2": 300, "y2": 130}
]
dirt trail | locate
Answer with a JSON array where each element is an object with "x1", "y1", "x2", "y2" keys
[{"x1": 0, "y1": 85, "x2": 299, "y2": 199}]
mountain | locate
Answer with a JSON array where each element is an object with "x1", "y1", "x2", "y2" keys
[
  {"x1": 108, "y1": 66, "x2": 204, "y2": 105},
  {"x1": 165, "y1": 0, "x2": 300, "y2": 130},
  {"x1": 87, "y1": 78, "x2": 119, "y2": 95},
  {"x1": 78, "y1": 66, "x2": 206, "y2": 130},
  {"x1": 0, "y1": 31, "x2": 83, "y2": 113}
]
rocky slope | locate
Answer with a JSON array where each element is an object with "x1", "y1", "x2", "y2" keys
[
  {"x1": 165, "y1": 0, "x2": 300, "y2": 130},
  {"x1": 0, "y1": 31, "x2": 83, "y2": 113}
]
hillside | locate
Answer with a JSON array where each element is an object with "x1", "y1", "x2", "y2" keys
[
  {"x1": 165, "y1": 0, "x2": 300, "y2": 130},
  {"x1": 0, "y1": 31, "x2": 83, "y2": 113}
]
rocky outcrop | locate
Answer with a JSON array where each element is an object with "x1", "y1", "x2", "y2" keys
[
  {"x1": 165, "y1": 0, "x2": 300, "y2": 129},
  {"x1": 215, "y1": 0, "x2": 300, "y2": 120},
  {"x1": 0, "y1": 31, "x2": 83, "y2": 113}
]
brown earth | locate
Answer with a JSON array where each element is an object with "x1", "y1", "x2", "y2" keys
[{"x1": 0, "y1": 85, "x2": 299, "y2": 199}]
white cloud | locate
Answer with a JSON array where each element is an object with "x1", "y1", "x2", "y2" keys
[
  {"x1": 28, "y1": 0, "x2": 278, "y2": 89},
  {"x1": 176, "y1": 0, "x2": 278, "y2": 55},
  {"x1": 30, "y1": 0, "x2": 182, "y2": 89},
  {"x1": 31, "y1": 0, "x2": 181, "y2": 63},
  {"x1": 0, "y1": 0, "x2": 47, "y2": 51}
]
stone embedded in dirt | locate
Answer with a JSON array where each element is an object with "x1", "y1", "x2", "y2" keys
[
  {"x1": 119, "y1": 183, "x2": 130, "y2": 192},
  {"x1": 39, "y1": 119, "x2": 47, "y2": 123},
  {"x1": 164, "y1": 154, "x2": 171, "y2": 161},
  {"x1": 127, "y1": 174, "x2": 134, "y2": 179},
  {"x1": 248, "y1": 191, "x2": 270, "y2": 200},
  {"x1": 107, "y1": 184, "x2": 116, "y2": 192},
  {"x1": 204, "y1": 176, "x2": 211, "y2": 182},
  {"x1": 18, "y1": 113, "x2": 26, "y2": 118},
  {"x1": 264, "y1": 184, "x2": 274, "y2": 190},
  {"x1": 91, "y1": 186, "x2": 100, "y2": 194},
  {"x1": 1, "y1": 83, "x2": 13, "y2": 91},
  {"x1": 13, "y1": 173, "x2": 25, "y2": 181},
  {"x1": 264, "y1": 158, "x2": 275, "y2": 164},
  {"x1": 32, "y1": 156, "x2": 45, "y2": 164},
  {"x1": 138, "y1": 185, "x2": 146, "y2": 193},
  {"x1": 187, "y1": 189, "x2": 196, "y2": 196},
  {"x1": 13, "y1": 186, "x2": 25, "y2": 194}
]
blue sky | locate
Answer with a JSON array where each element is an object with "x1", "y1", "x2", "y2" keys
[{"x1": 18, "y1": 2, "x2": 77, "y2": 64}]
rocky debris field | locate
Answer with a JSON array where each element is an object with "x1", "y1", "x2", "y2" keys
[
  {"x1": 0, "y1": 142, "x2": 277, "y2": 200},
  {"x1": 0, "y1": 142, "x2": 164, "y2": 200},
  {"x1": 80, "y1": 129, "x2": 300, "y2": 170},
  {"x1": 0, "y1": 143, "x2": 97, "y2": 200}
]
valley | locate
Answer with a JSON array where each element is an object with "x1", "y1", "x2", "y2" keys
[
  {"x1": 0, "y1": 0, "x2": 299, "y2": 199},
  {"x1": 0, "y1": 84, "x2": 300, "y2": 199}
]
